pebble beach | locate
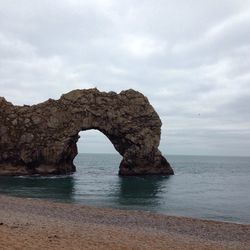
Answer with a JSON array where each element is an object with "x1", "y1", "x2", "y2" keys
[{"x1": 0, "y1": 195, "x2": 249, "y2": 249}]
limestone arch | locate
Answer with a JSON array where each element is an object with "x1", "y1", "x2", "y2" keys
[{"x1": 0, "y1": 89, "x2": 174, "y2": 176}]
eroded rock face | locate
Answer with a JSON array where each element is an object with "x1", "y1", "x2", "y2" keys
[{"x1": 0, "y1": 89, "x2": 174, "y2": 176}]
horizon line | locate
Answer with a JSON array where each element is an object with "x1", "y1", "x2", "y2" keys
[{"x1": 77, "y1": 152, "x2": 250, "y2": 158}]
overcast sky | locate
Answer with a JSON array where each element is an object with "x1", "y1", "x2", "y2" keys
[{"x1": 1, "y1": 0, "x2": 250, "y2": 156}]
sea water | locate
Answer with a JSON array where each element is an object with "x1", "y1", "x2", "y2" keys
[{"x1": 0, "y1": 154, "x2": 249, "y2": 224}]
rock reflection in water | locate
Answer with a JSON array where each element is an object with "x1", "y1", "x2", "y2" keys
[
  {"x1": 0, "y1": 176, "x2": 75, "y2": 202},
  {"x1": 115, "y1": 176, "x2": 171, "y2": 209}
]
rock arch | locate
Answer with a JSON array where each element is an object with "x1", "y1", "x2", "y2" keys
[{"x1": 0, "y1": 89, "x2": 174, "y2": 176}]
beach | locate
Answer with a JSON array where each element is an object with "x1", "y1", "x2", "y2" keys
[{"x1": 0, "y1": 195, "x2": 249, "y2": 249}]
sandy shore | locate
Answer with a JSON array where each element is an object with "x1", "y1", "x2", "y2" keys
[{"x1": 0, "y1": 195, "x2": 249, "y2": 249}]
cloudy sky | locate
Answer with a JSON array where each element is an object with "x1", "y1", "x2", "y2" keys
[{"x1": 1, "y1": 0, "x2": 250, "y2": 156}]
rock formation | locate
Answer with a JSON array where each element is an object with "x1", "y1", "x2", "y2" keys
[{"x1": 0, "y1": 89, "x2": 174, "y2": 176}]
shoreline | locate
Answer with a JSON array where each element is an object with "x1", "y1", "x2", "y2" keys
[
  {"x1": 2, "y1": 193, "x2": 250, "y2": 226},
  {"x1": 1, "y1": 194, "x2": 249, "y2": 249}
]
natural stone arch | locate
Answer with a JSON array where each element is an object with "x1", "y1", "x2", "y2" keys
[{"x1": 0, "y1": 89, "x2": 174, "y2": 176}]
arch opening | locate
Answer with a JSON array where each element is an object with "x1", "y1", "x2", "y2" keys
[
  {"x1": 76, "y1": 129, "x2": 118, "y2": 155},
  {"x1": 73, "y1": 129, "x2": 121, "y2": 175}
]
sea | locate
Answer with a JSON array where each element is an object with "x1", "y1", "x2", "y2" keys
[{"x1": 0, "y1": 154, "x2": 249, "y2": 224}]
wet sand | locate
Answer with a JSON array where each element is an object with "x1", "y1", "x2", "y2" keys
[{"x1": 0, "y1": 195, "x2": 249, "y2": 249}]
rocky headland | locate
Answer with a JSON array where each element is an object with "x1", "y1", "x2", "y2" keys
[{"x1": 0, "y1": 88, "x2": 173, "y2": 176}]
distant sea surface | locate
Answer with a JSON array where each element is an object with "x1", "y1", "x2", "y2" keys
[{"x1": 0, "y1": 154, "x2": 249, "y2": 224}]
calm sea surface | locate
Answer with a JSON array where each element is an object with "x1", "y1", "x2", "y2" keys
[{"x1": 0, "y1": 154, "x2": 249, "y2": 224}]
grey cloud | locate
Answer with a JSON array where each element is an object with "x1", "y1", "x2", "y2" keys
[{"x1": 0, "y1": 0, "x2": 250, "y2": 156}]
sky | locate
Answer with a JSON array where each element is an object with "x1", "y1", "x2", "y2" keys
[{"x1": 0, "y1": 0, "x2": 250, "y2": 156}]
